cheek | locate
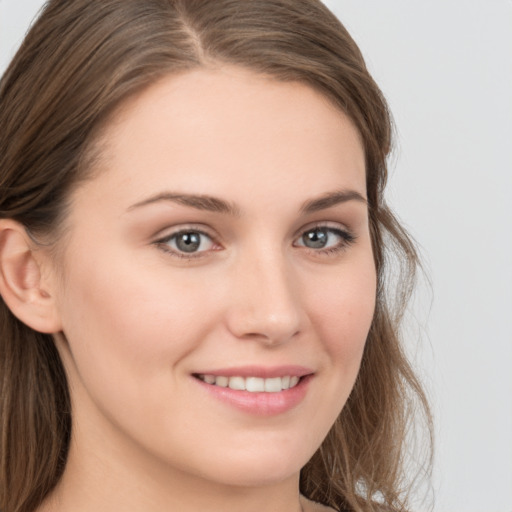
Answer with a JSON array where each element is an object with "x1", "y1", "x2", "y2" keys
[
  {"x1": 307, "y1": 259, "x2": 376, "y2": 371},
  {"x1": 54, "y1": 253, "x2": 227, "y2": 451},
  {"x1": 56, "y1": 250, "x2": 219, "y2": 386}
]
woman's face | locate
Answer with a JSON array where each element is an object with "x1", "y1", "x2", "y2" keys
[{"x1": 51, "y1": 67, "x2": 376, "y2": 488}]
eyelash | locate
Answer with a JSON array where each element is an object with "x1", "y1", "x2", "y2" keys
[
  {"x1": 154, "y1": 224, "x2": 356, "y2": 260},
  {"x1": 154, "y1": 227, "x2": 218, "y2": 260},
  {"x1": 294, "y1": 226, "x2": 357, "y2": 256}
]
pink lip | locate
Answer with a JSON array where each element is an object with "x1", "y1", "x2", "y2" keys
[{"x1": 192, "y1": 366, "x2": 314, "y2": 416}]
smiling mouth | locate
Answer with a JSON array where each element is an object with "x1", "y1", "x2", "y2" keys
[{"x1": 195, "y1": 374, "x2": 302, "y2": 393}]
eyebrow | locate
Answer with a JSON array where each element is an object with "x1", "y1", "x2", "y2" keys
[
  {"x1": 127, "y1": 188, "x2": 366, "y2": 216},
  {"x1": 127, "y1": 192, "x2": 241, "y2": 216},
  {"x1": 299, "y1": 189, "x2": 367, "y2": 213}
]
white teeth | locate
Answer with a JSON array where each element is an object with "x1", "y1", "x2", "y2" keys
[
  {"x1": 203, "y1": 375, "x2": 216, "y2": 385},
  {"x1": 228, "y1": 376, "x2": 245, "y2": 390},
  {"x1": 264, "y1": 377, "x2": 282, "y2": 393},
  {"x1": 198, "y1": 374, "x2": 302, "y2": 392},
  {"x1": 246, "y1": 377, "x2": 265, "y2": 392},
  {"x1": 215, "y1": 376, "x2": 229, "y2": 387}
]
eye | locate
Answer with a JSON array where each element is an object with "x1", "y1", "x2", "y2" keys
[
  {"x1": 156, "y1": 229, "x2": 217, "y2": 256},
  {"x1": 294, "y1": 226, "x2": 355, "y2": 253}
]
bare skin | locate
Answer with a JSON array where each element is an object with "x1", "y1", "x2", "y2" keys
[{"x1": 30, "y1": 66, "x2": 373, "y2": 512}]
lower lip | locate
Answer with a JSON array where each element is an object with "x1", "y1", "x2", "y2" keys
[{"x1": 194, "y1": 375, "x2": 312, "y2": 416}]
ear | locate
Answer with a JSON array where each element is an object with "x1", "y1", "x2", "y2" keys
[{"x1": 0, "y1": 220, "x2": 62, "y2": 333}]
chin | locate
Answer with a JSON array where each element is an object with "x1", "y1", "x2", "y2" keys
[
  {"x1": 184, "y1": 439, "x2": 315, "y2": 488},
  {"x1": 202, "y1": 460, "x2": 303, "y2": 488}
]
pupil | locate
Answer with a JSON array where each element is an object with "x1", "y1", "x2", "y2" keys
[
  {"x1": 176, "y1": 232, "x2": 201, "y2": 253},
  {"x1": 303, "y1": 229, "x2": 327, "y2": 248}
]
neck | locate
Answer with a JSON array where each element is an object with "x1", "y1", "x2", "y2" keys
[{"x1": 39, "y1": 411, "x2": 305, "y2": 512}]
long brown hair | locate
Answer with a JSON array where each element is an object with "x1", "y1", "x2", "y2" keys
[{"x1": 0, "y1": 1, "x2": 432, "y2": 511}]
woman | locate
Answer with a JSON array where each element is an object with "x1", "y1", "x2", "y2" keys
[{"x1": 0, "y1": 1, "x2": 431, "y2": 511}]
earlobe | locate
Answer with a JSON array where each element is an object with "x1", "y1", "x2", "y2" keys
[{"x1": 0, "y1": 220, "x2": 62, "y2": 333}]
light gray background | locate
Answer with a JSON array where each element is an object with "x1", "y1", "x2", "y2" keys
[
  {"x1": 1, "y1": 1, "x2": 511, "y2": 511},
  {"x1": 322, "y1": 3, "x2": 512, "y2": 512}
]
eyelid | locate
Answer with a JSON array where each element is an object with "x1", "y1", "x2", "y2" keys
[
  {"x1": 153, "y1": 224, "x2": 222, "y2": 259},
  {"x1": 293, "y1": 220, "x2": 352, "y2": 239},
  {"x1": 293, "y1": 222, "x2": 357, "y2": 254},
  {"x1": 151, "y1": 221, "x2": 356, "y2": 260},
  {"x1": 152, "y1": 222, "x2": 216, "y2": 240}
]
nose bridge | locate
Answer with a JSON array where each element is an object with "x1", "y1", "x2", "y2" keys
[{"x1": 227, "y1": 243, "x2": 303, "y2": 344}]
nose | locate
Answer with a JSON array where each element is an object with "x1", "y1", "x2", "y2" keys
[{"x1": 225, "y1": 251, "x2": 304, "y2": 346}]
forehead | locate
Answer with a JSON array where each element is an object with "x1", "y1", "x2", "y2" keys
[{"x1": 77, "y1": 66, "x2": 366, "y2": 211}]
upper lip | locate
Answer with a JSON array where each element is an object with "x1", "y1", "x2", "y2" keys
[{"x1": 192, "y1": 365, "x2": 314, "y2": 379}]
